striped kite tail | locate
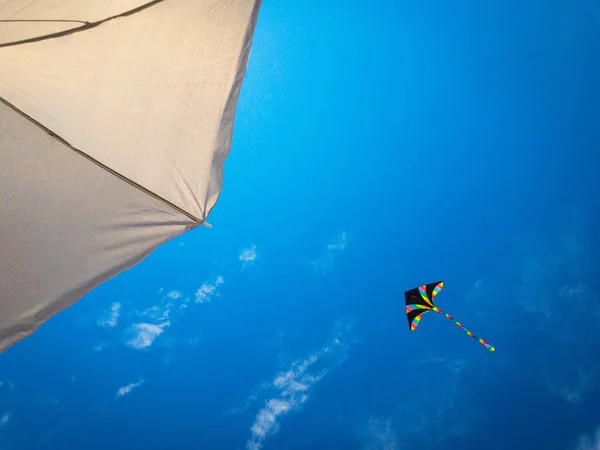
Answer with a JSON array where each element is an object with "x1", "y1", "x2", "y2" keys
[{"x1": 432, "y1": 306, "x2": 495, "y2": 352}]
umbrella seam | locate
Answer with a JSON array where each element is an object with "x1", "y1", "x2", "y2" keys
[{"x1": 0, "y1": 95, "x2": 203, "y2": 225}]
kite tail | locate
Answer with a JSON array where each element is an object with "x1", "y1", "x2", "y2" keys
[{"x1": 432, "y1": 307, "x2": 495, "y2": 352}]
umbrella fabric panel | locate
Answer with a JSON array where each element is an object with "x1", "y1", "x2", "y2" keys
[
  {"x1": 0, "y1": 0, "x2": 261, "y2": 352},
  {"x1": 0, "y1": 0, "x2": 262, "y2": 220},
  {"x1": 0, "y1": 96, "x2": 194, "y2": 352}
]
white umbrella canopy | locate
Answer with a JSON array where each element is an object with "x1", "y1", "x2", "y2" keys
[{"x1": 0, "y1": 0, "x2": 261, "y2": 352}]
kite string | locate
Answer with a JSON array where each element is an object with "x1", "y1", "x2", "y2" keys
[{"x1": 432, "y1": 307, "x2": 495, "y2": 352}]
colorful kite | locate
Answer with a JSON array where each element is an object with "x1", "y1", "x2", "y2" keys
[{"x1": 405, "y1": 281, "x2": 495, "y2": 352}]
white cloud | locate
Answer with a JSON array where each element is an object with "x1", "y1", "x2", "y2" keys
[
  {"x1": 576, "y1": 426, "x2": 600, "y2": 450},
  {"x1": 0, "y1": 413, "x2": 10, "y2": 427},
  {"x1": 133, "y1": 289, "x2": 181, "y2": 327},
  {"x1": 166, "y1": 290, "x2": 182, "y2": 300},
  {"x1": 97, "y1": 302, "x2": 121, "y2": 328},
  {"x1": 195, "y1": 276, "x2": 224, "y2": 303},
  {"x1": 311, "y1": 230, "x2": 348, "y2": 274},
  {"x1": 239, "y1": 244, "x2": 258, "y2": 268},
  {"x1": 115, "y1": 380, "x2": 144, "y2": 400},
  {"x1": 245, "y1": 320, "x2": 353, "y2": 450},
  {"x1": 125, "y1": 322, "x2": 169, "y2": 350},
  {"x1": 138, "y1": 304, "x2": 171, "y2": 323},
  {"x1": 122, "y1": 279, "x2": 221, "y2": 350}
]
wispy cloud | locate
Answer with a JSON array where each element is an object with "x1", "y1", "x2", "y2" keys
[
  {"x1": 90, "y1": 379, "x2": 146, "y2": 412},
  {"x1": 0, "y1": 413, "x2": 10, "y2": 427},
  {"x1": 38, "y1": 396, "x2": 60, "y2": 407},
  {"x1": 454, "y1": 210, "x2": 599, "y2": 448},
  {"x1": 379, "y1": 355, "x2": 477, "y2": 448},
  {"x1": 360, "y1": 416, "x2": 398, "y2": 450},
  {"x1": 135, "y1": 288, "x2": 185, "y2": 324},
  {"x1": 115, "y1": 380, "x2": 145, "y2": 400},
  {"x1": 239, "y1": 244, "x2": 258, "y2": 269},
  {"x1": 311, "y1": 230, "x2": 348, "y2": 274},
  {"x1": 576, "y1": 426, "x2": 600, "y2": 450},
  {"x1": 166, "y1": 290, "x2": 182, "y2": 300},
  {"x1": 511, "y1": 213, "x2": 600, "y2": 403},
  {"x1": 93, "y1": 341, "x2": 109, "y2": 352},
  {"x1": 138, "y1": 304, "x2": 171, "y2": 323},
  {"x1": 122, "y1": 277, "x2": 222, "y2": 351},
  {"x1": 326, "y1": 231, "x2": 348, "y2": 251},
  {"x1": 245, "y1": 320, "x2": 353, "y2": 450},
  {"x1": 184, "y1": 337, "x2": 201, "y2": 347},
  {"x1": 97, "y1": 302, "x2": 121, "y2": 328},
  {"x1": 123, "y1": 289, "x2": 181, "y2": 350},
  {"x1": 125, "y1": 322, "x2": 169, "y2": 350},
  {"x1": 545, "y1": 366, "x2": 592, "y2": 404},
  {"x1": 195, "y1": 276, "x2": 224, "y2": 304}
]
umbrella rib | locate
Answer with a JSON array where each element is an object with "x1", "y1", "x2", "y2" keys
[
  {"x1": 0, "y1": 95, "x2": 204, "y2": 225},
  {"x1": 0, "y1": 0, "x2": 165, "y2": 48}
]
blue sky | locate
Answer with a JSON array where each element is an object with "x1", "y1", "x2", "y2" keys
[{"x1": 1, "y1": 0, "x2": 600, "y2": 449}]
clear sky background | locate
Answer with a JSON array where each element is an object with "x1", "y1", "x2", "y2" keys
[{"x1": 1, "y1": 0, "x2": 600, "y2": 449}]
